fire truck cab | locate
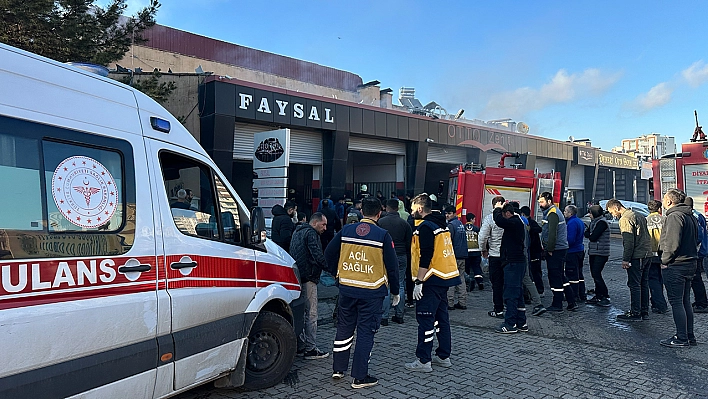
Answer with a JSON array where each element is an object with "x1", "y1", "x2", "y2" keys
[
  {"x1": 653, "y1": 141, "x2": 708, "y2": 216},
  {"x1": 448, "y1": 162, "x2": 562, "y2": 224}
]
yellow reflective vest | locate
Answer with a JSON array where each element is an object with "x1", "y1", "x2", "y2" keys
[
  {"x1": 336, "y1": 219, "x2": 388, "y2": 290},
  {"x1": 411, "y1": 219, "x2": 460, "y2": 283}
]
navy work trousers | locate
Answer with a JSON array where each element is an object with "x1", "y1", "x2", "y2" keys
[
  {"x1": 626, "y1": 258, "x2": 650, "y2": 315},
  {"x1": 589, "y1": 254, "x2": 609, "y2": 299},
  {"x1": 648, "y1": 257, "x2": 668, "y2": 311},
  {"x1": 565, "y1": 251, "x2": 583, "y2": 300},
  {"x1": 529, "y1": 257, "x2": 544, "y2": 294},
  {"x1": 691, "y1": 257, "x2": 708, "y2": 308},
  {"x1": 415, "y1": 284, "x2": 451, "y2": 364},
  {"x1": 489, "y1": 256, "x2": 504, "y2": 312},
  {"x1": 503, "y1": 261, "x2": 527, "y2": 328},
  {"x1": 332, "y1": 294, "x2": 383, "y2": 380},
  {"x1": 545, "y1": 249, "x2": 575, "y2": 308},
  {"x1": 465, "y1": 254, "x2": 484, "y2": 287},
  {"x1": 664, "y1": 261, "x2": 697, "y2": 342}
]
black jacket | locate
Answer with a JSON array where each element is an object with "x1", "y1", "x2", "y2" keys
[
  {"x1": 320, "y1": 206, "x2": 341, "y2": 241},
  {"x1": 527, "y1": 218, "x2": 543, "y2": 259},
  {"x1": 378, "y1": 211, "x2": 412, "y2": 258},
  {"x1": 660, "y1": 203, "x2": 699, "y2": 265},
  {"x1": 271, "y1": 204, "x2": 294, "y2": 251},
  {"x1": 289, "y1": 224, "x2": 327, "y2": 284},
  {"x1": 493, "y1": 208, "x2": 527, "y2": 265}
]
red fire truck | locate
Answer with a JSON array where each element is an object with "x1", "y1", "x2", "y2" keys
[
  {"x1": 448, "y1": 156, "x2": 563, "y2": 225},
  {"x1": 653, "y1": 141, "x2": 708, "y2": 215}
]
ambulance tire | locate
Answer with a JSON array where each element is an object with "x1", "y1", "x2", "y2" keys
[{"x1": 243, "y1": 311, "x2": 296, "y2": 390}]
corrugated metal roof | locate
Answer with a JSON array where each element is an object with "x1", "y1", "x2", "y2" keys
[{"x1": 140, "y1": 25, "x2": 362, "y2": 92}]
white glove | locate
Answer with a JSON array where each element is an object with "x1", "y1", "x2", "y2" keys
[
  {"x1": 391, "y1": 294, "x2": 400, "y2": 307},
  {"x1": 413, "y1": 283, "x2": 423, "y2": 300}
]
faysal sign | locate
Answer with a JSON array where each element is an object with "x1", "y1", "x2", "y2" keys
[{"x1": 235, "y1": 85, "x2": 336, "y2": 130}]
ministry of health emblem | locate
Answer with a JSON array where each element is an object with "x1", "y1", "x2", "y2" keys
[{"x1": 51, "y1": 155, "x2": 118, "y2": 229}]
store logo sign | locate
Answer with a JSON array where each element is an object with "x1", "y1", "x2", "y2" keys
[{"x1": 238, "y1": 92, "x2": 334, "y2": 125}]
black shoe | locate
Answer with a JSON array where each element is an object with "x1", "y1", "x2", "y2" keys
[
  {"x1": 478, "y1": 283, "x2": 484, "y2": 290},
  {"x1": 598, "y1": 298, "x2": 611, "y2": 307},
  {"x1": 454, "y1": 303, "x2": 467, "y2": 310},
  {"x1": 516, "y1": 323, "x2": 529, "y2": 332},
  {"x1": 332, "y1": 371, "x2": 345, "y2": 379},
  {"x1": 531, "y1": 305, "x2": 547, "y2": 316},
  {"x1": 641, "y1": 312, "x2": 649, "y2": 321},
  {"x1": 351, "y1": 375, "x2": 378, "y2": 389},
  {"x1": 652, "y1": 307, "x2": 669, "y2": 314},
  {"x1": 546, "y1": 305, "x2": 564, "y2": 312},
  {"x1": 447, "y1": 306, "x2": 455, "y2": 310},
  {"x1": 660, "y1": 336, "x2": 689, "y2": 348},
  {"x1": 303, "y1": 348, "x2": 330, "y2": 359},
  {"x1": 689, "y1": 338, "x2": 698, "y2": 346},
  {"x1": 586, "y1": 296, "x2": 600, "y2": 305},
  {"x1": 488, "y1": 310, "x2": 504, "y2": 318},
  {"x1": 616, "y1": 312, "x2": 642, "y2": 322},
  {"x1": 693, "y1": 305, "x2": 708, "y2": 313},
  {"x1": 391, "y1": 316, "x2": 404, "y2": 324},
  {"x1": 567, "y1": 303, "x2": 579, "y2": 311},
  {"x1": 380, "y1": 318, "x2": 389, "y2": 326}
]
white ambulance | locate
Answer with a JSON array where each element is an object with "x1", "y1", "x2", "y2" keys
[{"x1": 0, "y1": 43, "x2": 301, "y2": 398}]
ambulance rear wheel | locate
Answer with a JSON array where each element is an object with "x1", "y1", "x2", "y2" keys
[{"x1": 243, "y1": 311, "x2": 296, "y2": 390}]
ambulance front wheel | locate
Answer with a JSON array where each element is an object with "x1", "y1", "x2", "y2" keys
[{"x1": 243, "y1": 311, "x2": 296, "y2": 390}]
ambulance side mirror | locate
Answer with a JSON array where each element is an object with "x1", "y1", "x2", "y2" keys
[{"x1": 250, "y1": 207, "x2": 267, "y2": 244}]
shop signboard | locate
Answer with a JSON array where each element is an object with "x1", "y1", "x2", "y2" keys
[
  {"x1": 253, "y1": 129, "x2": 290, "y2": 216},
  {"x1": 574, "y1": 146, "x2": 596, "y2": 166},
  {"x1": 598, "y1": 152, "x2": 638, "y2": 169}
]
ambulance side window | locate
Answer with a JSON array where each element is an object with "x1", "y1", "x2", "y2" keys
[
  {"x1": 159, "y1": 152, "x2": 220, "y2": 240},
  {"x1": 0, "y1": 116, "x2": 136, "y2": 260}
]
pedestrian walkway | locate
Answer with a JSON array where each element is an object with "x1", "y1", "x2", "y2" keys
[{"x1": 177, "y1": 238, "x2": 708, "y2": 399}]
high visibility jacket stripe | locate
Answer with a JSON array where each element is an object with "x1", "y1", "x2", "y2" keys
[
  {"x1": 341, "y1": 236, "x2": 383, "y2": 247},
  {"x1": 339, "y1": 276, "x2": 388, "y2": 287}
]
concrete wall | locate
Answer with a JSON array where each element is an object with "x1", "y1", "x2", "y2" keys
[{"x1": 111, "y1": 46, "x2": 360, "y2": 104}]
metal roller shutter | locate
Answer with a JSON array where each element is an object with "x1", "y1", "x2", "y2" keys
[
  {"x1": 233, "y1": 123, "x2": 322, "y2": 164},
  {"x1": 426, "y1": 145, "x2": 467, "y2": 164},
  {"x1": 567, "y1": 165, "x2": 585, "y2": 189},
  {"x1": 348, "y1": 136, "x2": 406, "y2": 155},
  {"x1": 535, "y1": 158, "x2": 556, "y2": 174}
]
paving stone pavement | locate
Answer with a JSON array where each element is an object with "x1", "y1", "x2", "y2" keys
[{"x1": 177, "y1": 237, "x2": 708, "y2": 399}]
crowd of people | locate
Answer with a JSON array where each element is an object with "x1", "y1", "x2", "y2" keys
[{"x1": 271, "y1": 187, "x2": 707, "y2": 389}]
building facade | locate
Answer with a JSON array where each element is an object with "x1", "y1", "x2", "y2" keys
[{"x1": 111, "y1": 24, "x2": 643, "y2": 215}]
